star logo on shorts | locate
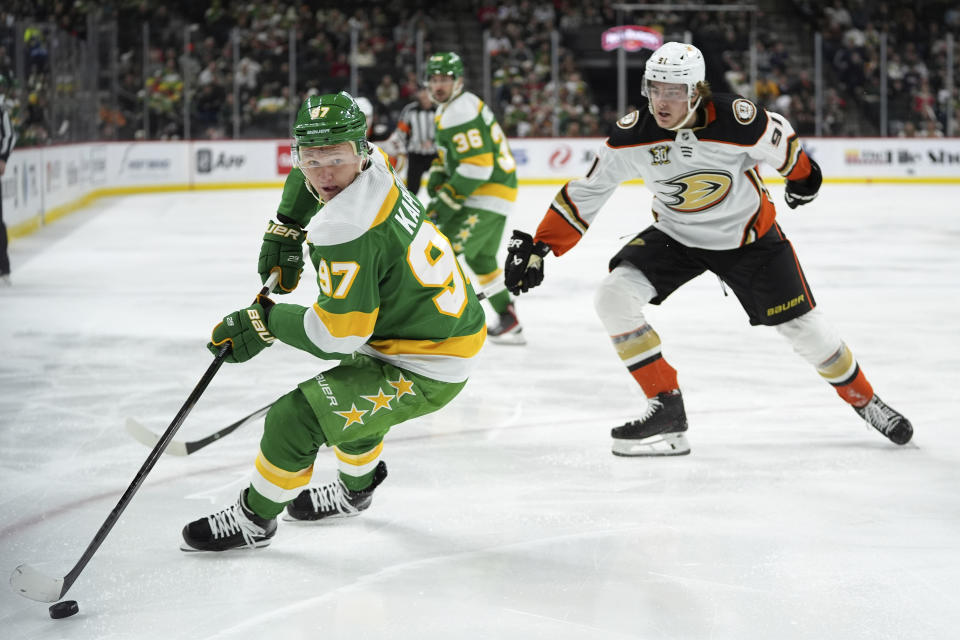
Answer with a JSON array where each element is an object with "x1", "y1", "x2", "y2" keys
[
  {"x1": 466, "y1": 214, "x2": 480, "y2": 227},
  {"x1": 334, "y1": 403, "x2": 367, "y2": 430},
  {"x1": 388, "y1": 373, "x2": 416, "y2": 398},
  {"x1": 457, "y1": 228, "x2": 472, "y2": 241},
  {"x1": 362, "y1": 389, "x2": 395, "y2": 414}
]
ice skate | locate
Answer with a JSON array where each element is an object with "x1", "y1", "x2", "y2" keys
[
  {"x1": 611, "y1": 390, "x2": 690, "y2": 456},
  {"x1": 487, "y1": 302, "x2": 526, "y2": 345},
  {"x1": 284, "y1": 461, "x2": 388, "y2": 522},
  {"x1": 181, "y1": 490, "x2": 277, "y2": 552},
  {"x1": 855, "y1": 394, "x2": 913, "y2": 445}
]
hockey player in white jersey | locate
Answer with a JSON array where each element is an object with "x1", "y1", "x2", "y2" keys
[{"x1": 503, "y1": 42, "x2": 913, "y2": 456}]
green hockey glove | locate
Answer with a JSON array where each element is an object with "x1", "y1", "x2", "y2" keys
[
  {"x1": 258, "y1": 219, "x2": 306, "y2": 294},
  {"x1": 208, "y1": 295, "x2": 276, "y2": 363},
  {"x1": 425, "y1": 161, "x2": 446, "y2": 198},
  {"x1": 426, "y1": 184, "x2": 465, "y2": 224}
]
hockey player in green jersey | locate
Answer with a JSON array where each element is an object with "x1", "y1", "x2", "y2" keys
[
  {"x1": 181, "y1": 92, "x2": 487, "y2": 552},
  {"x1": 424, "y1": 51, "x2": 525, "y2": 344}
]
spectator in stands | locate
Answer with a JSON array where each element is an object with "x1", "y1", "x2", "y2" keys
[
  {"x1": 375, "y1": 74, "x2": 399, "y2": 112},
  {"x1": 898, "y1": 121, "x2": 918, "y2": 137},
  {"x1": 918, "y1": 118, "x2": 943, "y2": 138},
  {"x1": 350, "y1": 40, "x2": 376, "y2": 68}
]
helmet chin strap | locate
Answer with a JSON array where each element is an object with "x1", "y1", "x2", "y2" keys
[
  {"x1": 303, "y1": 176, "x2": 323, "y2": 204},
  {"x1": 434, "y1": 78, "x2": 464, "y2": 106},
  {"x1": 665, "y1": 95, "x2": 702, "y2": 131}
]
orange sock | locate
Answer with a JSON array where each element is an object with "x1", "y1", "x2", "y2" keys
[
  {"x1": 832, "y1": 366, "x2": 874, "y2": 408},
  {"x1": 629, "y1": 357, "x2": 679, "y2": 398}
]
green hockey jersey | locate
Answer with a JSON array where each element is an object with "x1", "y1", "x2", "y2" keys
[
  {"x1": 268, "y1": 146, "x2": 487, "y2": 383},
  {"x1": 434, "y1": 91, "x2": 518, "y2": 215}
]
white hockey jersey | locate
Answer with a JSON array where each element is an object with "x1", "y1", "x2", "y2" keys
[{"x1": 534, "y1": 94, "x2": 816, "y2": 252}]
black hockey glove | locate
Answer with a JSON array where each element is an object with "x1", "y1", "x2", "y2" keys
[
  {"x1": 784, "y1": 158, "x2": 822, "y2": 209},
  {"x1": 504, "y1": 230, "x2": 550, "y2": 296}
]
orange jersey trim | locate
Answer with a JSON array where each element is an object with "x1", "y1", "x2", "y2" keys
[
  {"x1": 784, "y1": 147, "x2": 813, "y2": 181},
  {"x1": 740, "y1": 169, "x2": 777, "y2": 245},
  {"x1": 534, "y1": 209, "x2": 583, "y2": 257}
]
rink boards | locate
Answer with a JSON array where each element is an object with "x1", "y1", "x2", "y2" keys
[{"x1": 3, "y1": 136, "x2": 959, "y2": 239}]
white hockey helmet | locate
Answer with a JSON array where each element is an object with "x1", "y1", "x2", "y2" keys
[
  {"x1": 643, "y1": 42, "x2": 705, "y2": 95},
  {"x1": 642, "y1": 42, "x2": 706, "y2": 129}
]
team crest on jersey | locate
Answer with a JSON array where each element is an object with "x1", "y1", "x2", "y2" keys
[
  {"x1": 656, "y1": 170, "x2": 734, "y2": 213},
  {"x1": 649, "y1": 145, "x2": 671, "y2": 165},
  {"x1": 732, "y1": 99, "x2": 757, "y2": 125},
  {"x1": 616, "y1": 110, "x2": 639, "y2": 129}
]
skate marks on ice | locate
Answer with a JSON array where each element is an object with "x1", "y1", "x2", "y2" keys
[{"x1": 1, "y1": 186, "x2": 958, "y2": 639}]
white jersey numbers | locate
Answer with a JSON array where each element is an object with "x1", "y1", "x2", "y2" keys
[
  {"x1": 407, "y1": 222, "x2": 469, "y2": 317},
  {"x1": 317, "y1": 259, "x2": 360, "y2": 298},
  {"x1": 452, "y1": 128, "x2": 484, "y2": 152},
  {"x1": 490, "y1": 122, "x2": 516, "y2": 173}
]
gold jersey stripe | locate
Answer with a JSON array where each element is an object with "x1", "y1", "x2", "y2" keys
[
  {"x1": 550, "y1": 185, "x2": 588, "y2": 234},
  {"x1": 255, "y1": 451, "x2": 313, "y2": 490},
  {"x1": 371, "y1": 174, "x2": 400, "y2": 229},
  {"x1": 473, "y1": 182, "x2": 518, "y2": 202},
  {"x1": 461, "y1": 152, "x2": 495, "y2": 167},
  {"x1": 475, "y1": 268, "x2": 503, "y2": 285},
  {"x1": 778, "y1": 135, "x2": 802, "y2": 175},
  {"x1": 334, "y1": 441, "x2": 385, "y2": 466},
  {"x1": 312, "y1": 303, "x2": 379, "y2": 338},
  {"x1": 367, "y1": 326, "x2": 487, "y2": 359}
]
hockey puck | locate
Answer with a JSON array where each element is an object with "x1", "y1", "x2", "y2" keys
[{"x1": 48, "y1": 600, "x2": 79, "y2": 619}]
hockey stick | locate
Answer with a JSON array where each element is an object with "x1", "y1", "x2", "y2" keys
[
  {"x1": 475, "y1": 278, "x2": 505, "y2": 302},
  {"x1": 122, "y1": 277, "x2": 509, "y2": 457},
  {"x1": 9, "y1": 273, "x2": 279, "y2": 603},
  {"x1": 124, "y1": 403, "x2": 270, "y2": 456}
]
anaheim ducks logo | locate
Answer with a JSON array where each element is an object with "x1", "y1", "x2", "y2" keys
[
  {"x1": 616, "y1": 110, "x2": 639, "y2": 129},
  {"x1": 656, "y1": 170, "x2": 734, "y2": 213},
  {"x1": 732, "y1": 99, "x2": 757, "y2": 125}
]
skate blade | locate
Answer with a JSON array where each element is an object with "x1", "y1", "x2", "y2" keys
[
  {"x1": 611, "y1": 433, "x2": 690, "y2": 457},
  {"x1": 281, "y1": 511, "x2": 361, "y2": 523},
  {"x1": 179, "y1": 539, "x2": 273, "y2": 552},
  {"x1": 487, "y1": 329, "x2": 526, "y2": 346}
]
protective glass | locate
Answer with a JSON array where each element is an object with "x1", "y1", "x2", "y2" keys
[
  {"x1": 642, "y1": 79, "x2": 690, "y2": 101},
  {"x1": 297, "y1": 144, "x2": 360, "y2": 170}
]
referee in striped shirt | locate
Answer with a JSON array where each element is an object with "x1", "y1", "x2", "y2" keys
[
  {"x1": 383, "y1": 87, "x2": 436, "y2": 198},
  {"x1": 1, "y1": 73, "x2": 17, "y2": 285}
]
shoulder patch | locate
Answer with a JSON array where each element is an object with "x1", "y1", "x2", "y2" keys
[
  {"x1": 732, "y1": 99, "x2": 757, "y2": 125},
  {"x1": 617, "y1": 110, "x2": 640, "y2": 129}
]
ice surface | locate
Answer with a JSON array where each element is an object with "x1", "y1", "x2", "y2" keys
[{"x1": 1, "y1": 184, "x2": 958, "y2": 639}]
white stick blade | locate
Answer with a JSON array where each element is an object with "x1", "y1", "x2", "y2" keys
[
  {"x1": 10, "y1": 564, "x2": 65, "y2": 602},
  {"x1": 124, "y1": 418, "x2": 187, "y2": 456}
]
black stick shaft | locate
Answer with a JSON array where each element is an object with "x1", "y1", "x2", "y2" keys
[
  {"x1": 57, "y1": 277, "x2": 275, "y2": 597},
  {"x1": 183, "y1": 404, "x2": 271, "y2": 454},
  {"x1": 60, "y1": 346, "x2": 230, "y2": 595}
]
